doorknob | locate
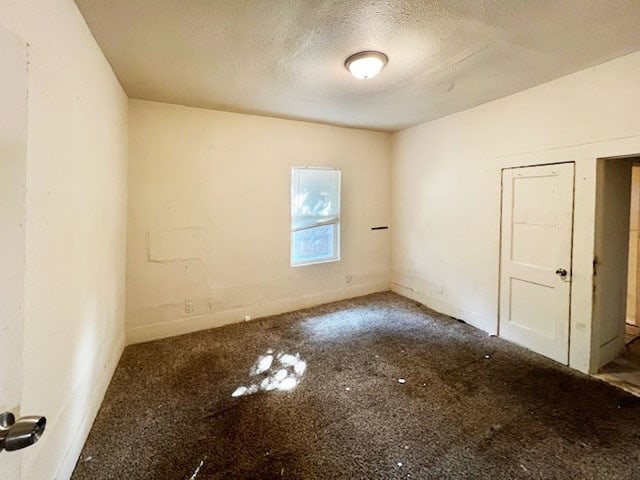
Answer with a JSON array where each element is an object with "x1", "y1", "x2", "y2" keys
[
  {"x1": 555, "y1": 268, "x2": 568, "y2": 277},
  {"x1": 0, "y1": 411, "x2": 46, "y2": 452}
]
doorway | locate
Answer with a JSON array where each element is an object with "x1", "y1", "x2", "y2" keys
[
  {"x1": 498, "y1": 163, "x2": 575, "y2": 364},
  {"x1": 597, "y1": 158, "x2": 640, "y2": 394},
  {"x1": 625, "y1": 166, "x2": 640, "y2": 344}
]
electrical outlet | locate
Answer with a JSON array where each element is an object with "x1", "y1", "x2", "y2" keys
[
  {"x1": 345, "y1": 274, "x2": 353, "y2": 284},
  {"x1": 244, "y1": 315, "x2": 251, "y2": 322},
  {"x1": 185, "y1": 300, "x2": 194, "y2": 314}
]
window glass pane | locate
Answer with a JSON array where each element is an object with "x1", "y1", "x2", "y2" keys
[
  {"x1": 291, "y1": 167, "x2": 341, "y2": 266},
  {"x1": 291, "y1": 168, "x2": 340, "y2": 230},
  {"x1": 291, "y1": 224, "x2": 335, "y2": 264}
]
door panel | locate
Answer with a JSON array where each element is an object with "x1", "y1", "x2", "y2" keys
[
  {"x1": 499, "y1": 163, "x2": 574, "y2": 364},
  {"x1": 0, "y1": 24, "x2": 27, "y2": 479},
  {"x1": 509, "y1": 278, "x2": 556, "y2": 337}
]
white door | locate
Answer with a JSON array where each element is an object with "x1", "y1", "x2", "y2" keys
[
  {"x1": 499, "y1": 163, "x2": 574, "y2": 364},
  {"x1": 0, "y1": 24, "x2": 28, "y2": 479},
  {"x1": 593, "y1": 159, "x2": 634, "y2": 368}
]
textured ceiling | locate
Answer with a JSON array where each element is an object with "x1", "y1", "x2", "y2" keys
[{"x1": 75, "y1": 0, "x2": 640, "y2": 132}]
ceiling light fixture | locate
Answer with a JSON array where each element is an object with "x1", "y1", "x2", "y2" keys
[{"x1": 345, "y1": 51, "x2": 388, "y2": 80}]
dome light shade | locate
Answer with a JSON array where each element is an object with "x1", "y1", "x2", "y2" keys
[{"x1": 345, "y1": 51, "x2": 388, "y2": 80}]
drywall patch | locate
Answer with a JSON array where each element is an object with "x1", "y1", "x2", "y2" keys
[{"x1": 147, "y1": 227, "x2": 205, "y2": 262}]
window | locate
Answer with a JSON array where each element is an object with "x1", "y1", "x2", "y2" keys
[{"x1": 291, "y1": 166, "x2": 341, "y2": 266}]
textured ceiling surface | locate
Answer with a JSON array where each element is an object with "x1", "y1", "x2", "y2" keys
[{"x1": 75, "y1": 0, "x2": 640, "y2": 132}]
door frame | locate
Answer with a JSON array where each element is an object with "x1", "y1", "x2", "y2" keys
[
  {"x1": 592, "y1": 155, "x2": 640, "y2": 370},
  {"x1": 497, "y1": 161, "x2": 576, "y2": 364}
]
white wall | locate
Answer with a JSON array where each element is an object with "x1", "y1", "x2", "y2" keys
[
  {"x1": 391, "y1": 50, "x2": 640, "y2": 374},
  {"x1": 0, "y1": 22, "x2": 27, "y2": 480},
  {"x1": 0, "y1": 1, "x2": 128, "y2": 479},
  {"x1": 127, "y1": 99, "x2": 390, "y2": 343}
]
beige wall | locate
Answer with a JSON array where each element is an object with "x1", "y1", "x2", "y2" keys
[
  {"x1": 0, "y1": 1, "x2": 128, "y2": 479},
  {"x1": 391, "y1": 51, "x2": 640, "y2": 373},
  {"x1": 2, "y1": 4, "x2": 639, "y2": 476},
  {"x1": 0, "y1": 22, "x2": 27, "y2": 480},
  {"x1": 127, "y1": 99, "x2": 390, "y2": 343}
]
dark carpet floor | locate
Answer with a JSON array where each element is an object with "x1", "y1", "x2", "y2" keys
[{"x1": 72, "y1": 292, "x2": 640, "y2": 480}]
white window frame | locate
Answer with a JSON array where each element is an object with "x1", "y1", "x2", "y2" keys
[{"x1": 290, "y1": 166, "x2": 341, "y2": 267}]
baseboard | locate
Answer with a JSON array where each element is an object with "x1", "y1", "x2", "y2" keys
[
  {"x1": 55, "y1": 335, "x2": 124, "y2": 479},
  {"x1": 24, "y1": 333, "x2": 125, "y2": 480},
  {"x1": 391, "y1": 279, "x2": 494, "y2": 335},
  {"x1": 126, "y1": 281, "x2": 390, "y2": 345}
]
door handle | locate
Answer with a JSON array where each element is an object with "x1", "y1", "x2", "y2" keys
[
  {"x1": 555, "y1": 268, "x2": 568, "y2": 277},
  {"x1": 0, "y1": 411, "x2": 46, "y2": 452}
]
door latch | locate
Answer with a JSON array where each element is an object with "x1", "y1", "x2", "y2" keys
[{"x1": 555, "y1": 268, "x2": 568, "y2": 277}]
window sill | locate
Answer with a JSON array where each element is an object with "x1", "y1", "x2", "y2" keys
[{"x1": 291, "y1": 256, "x2": 340, "y2": 268}]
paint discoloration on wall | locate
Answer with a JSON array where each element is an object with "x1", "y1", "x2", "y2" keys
[
  {"x1": 0, "y1": 2, "x2": 129, "y2": 478},
  {"x1": 147, "y1": 227, "x2": 206, "y2": 262},
  {"x1": 126, "y1": 100, "x2": 391, "y2": 344}
]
